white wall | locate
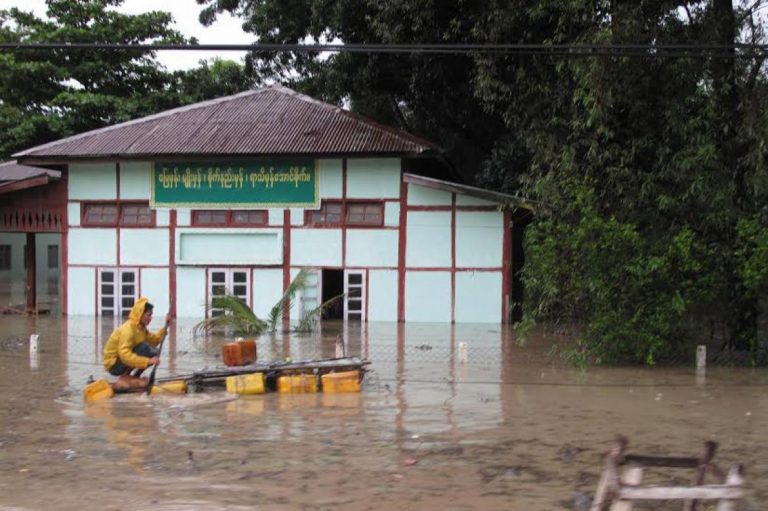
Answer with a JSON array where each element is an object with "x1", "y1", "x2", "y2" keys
[
  {"x1": 69, "y1": 163, "x2": 116, "y2": 200},
  {"x1": 291, "y1": 229, "x2": 342, "y2": 267},
  {"x1": 68, "y1": 229, "x2": 117, "y2": 265},
  {"x1": 408, "y1": 184, "x2": 451, "y2": 206},
  {"x1": 455, "y1": 211, "x2": 504, "y2": 268},
  {"x1": 140, "y1": 268, "x2": 169, "y2": 313},
  {"x1": 68, "y1": 266, "x2": 95, "y2": 315},
  {"x1": 121, "y1": 229, "x2": 170, "y2": 266},
  {"x1": 119, "y1": 161, "x2": 151, "y2": 199},
  {"x1": 406, "y1": 211, "x2": 451, "y2": 267},
  {"x1": 368, "y1": 269, "x2": 398, "y2": 321},
  {"x1": 318, "y1": 159, "x2": 343, "y2": 198},
  {"x1": 405, "y1": 271, "x2": 451, "y2": 322},
  {"x1": 346, "y1": 229, "x2": 398, "y2": 267},
  {"x1": 252, "y1": 268, "x2": 283, "y2": 319},
  {"x1": 454, "y1": 271, "x2": 502, "y2": 323},
  {"x1": 176, "y1": 266, "x2": 206, "y2": 318},
  {"x1": 346, "y1": 158, "x2": 400, "y2": 198},
  {"x1": 176, "y1": 229, "x2": 282, "y2": 265},
  {"x1": 67, "y1": 203, "x2": 81, "y2": 227}
]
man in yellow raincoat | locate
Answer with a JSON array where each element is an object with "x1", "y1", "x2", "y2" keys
[{"x1": 103, "y1": 297, "x2": 171, "y2": 390}]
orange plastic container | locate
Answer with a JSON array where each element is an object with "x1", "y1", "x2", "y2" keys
[
  {"x1": 222, "y1": 340, "x2": 257, "y2": 366},
  {"x1": 238, "y1": 339, "x2": 257, "y2": 364}
]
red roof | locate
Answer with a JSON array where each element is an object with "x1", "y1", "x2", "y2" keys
[{"x1": 14, "y1": 85, "x2": 437, "y2": 161}]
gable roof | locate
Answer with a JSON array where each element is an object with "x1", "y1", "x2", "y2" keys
[{"x1": 14, "y1": 85, "x2": 437, "y2": 161}]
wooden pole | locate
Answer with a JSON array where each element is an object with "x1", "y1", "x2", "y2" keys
[{"x1": 25, "y1": 232, "x2": 36, "y2": 312}]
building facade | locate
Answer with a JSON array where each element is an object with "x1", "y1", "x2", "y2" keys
[{"x1": 13, "y1": 86, "x2": 526, "y2": 323}]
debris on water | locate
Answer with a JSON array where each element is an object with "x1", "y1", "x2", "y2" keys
[
  {"x1": 558, "y1": 444, "x2": 584, "y2": 461},
  {"x1": 572, "y1": 491, "x2": 593, "y2": 511},
  {"x1": 403, "y1": 458, "x2": 418, "y2": 466},
  {"x1": 414, "y1": 345, "x2": 432, "y2": 351},
  {"x1": 0, "y1": 337, "x2": 24, "y2": 350},
  {"x1": 63, "y1": 449, "x2": 76, "y2": 461}
]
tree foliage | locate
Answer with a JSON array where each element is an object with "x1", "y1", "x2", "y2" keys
[
  {"x1": 0, "y1": 0, "x2": 255, "y2": 159},
  {"x1": 196, "y1": 0, "x2": 768, "y2": 364}
]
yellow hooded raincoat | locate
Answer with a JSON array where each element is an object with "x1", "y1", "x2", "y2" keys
[{"x1": 102, "y1": 297, "x2": 166, "y2": 371}]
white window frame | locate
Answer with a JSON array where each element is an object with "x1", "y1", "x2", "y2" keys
[
  {"x1": 98, "y1": 267, "x2": 139, "y2": 317},
  {"x1": 207, "y1": 268, "x2": 251, "y2": 317},
  {"x1": 344, "y1": 270, "x2": 366, "y2": 322},
  {"x1": 298, "y1": 269, "x2": 322, "y2": 320}
]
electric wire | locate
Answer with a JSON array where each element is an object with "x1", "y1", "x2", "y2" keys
[{"x1": 1, "y1": 42, "x2": 767, "y2": 59}]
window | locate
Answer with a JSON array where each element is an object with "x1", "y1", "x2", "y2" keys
[
  {"x1": 82, "y1": 203, "x2": 155, "y2": 227},
  {"x1": 47, "y1": 245, "x2": 58, "y2": 269},
  {"x1": 192, "y1": 210, "x2": 268, "y2": 227},
  {"x1": 346, "y1": 202, "x2": 384, "y2": 226},
  {"x1": 208, "y1": 268, "x2": 250, "y2": 317},
  {"x1": 0, "y1": 245, "x2": 10, "y2": 270},
  {"x1": 83, "y1": 204, "x2": 118, "y2": 226},
  {"x1": 305, "y1": 201, "x2": 384, "y2": 227},
  {"x1": 120, "y1": 204, "x2": 154, "y2": 226},
  {"x1": 305, "y1": 201, "x2": 342, "y2": 226},
  {"x1": 98, "y1": 268, "x2": 138, "y2": 317}
]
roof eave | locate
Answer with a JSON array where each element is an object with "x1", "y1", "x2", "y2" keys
[
  {"x1": 17, "y1": 149, "x2": 439, "y2": 165},
  {"x1": 0, "y1": 174, "x2": 59, "y2": 195},
  {"x1": 403, "y1": 173, "x2": 536, "y2": 212}
]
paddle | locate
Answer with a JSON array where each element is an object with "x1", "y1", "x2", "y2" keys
[{"x1": 146, "y1": 310, "x2": 172, "y2": 395}]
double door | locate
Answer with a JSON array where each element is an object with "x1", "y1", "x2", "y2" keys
[{"x1": 300, "y1": 269, "x2": 365, "y2": 322}]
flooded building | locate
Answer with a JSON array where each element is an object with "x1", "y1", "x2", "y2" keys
[
  {"x1": 12, "y1": 85, "x2": 527, "y2": 323},
  {"x1": 0, "y1": 161, "x2": 63, "y2": 312}
]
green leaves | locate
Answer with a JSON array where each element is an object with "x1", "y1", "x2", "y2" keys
[
  {"x1": 194, "y1": 268, "x2": 335, "y2": 337},
  {"x1": 0, "y1": 0, "x2": 253, "y2": 159}
]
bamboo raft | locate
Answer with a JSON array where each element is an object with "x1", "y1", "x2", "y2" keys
[
  {"x1": 83, "y1": 356, "x2": 370, "y2": 401},
  {"x1": 153, "y1": 356, "x2": 370, "y2": 392},
  {"x1": 591, "y1": 436, "x2": 745, "y2": 511}
]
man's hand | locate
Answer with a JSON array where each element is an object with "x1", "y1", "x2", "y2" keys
[
  {"x1": 148, "y1": 356, "x2": 160, "y2": 366},
  {"x1": 164, "y1": 313, "x2": 172, "y2": 328}
]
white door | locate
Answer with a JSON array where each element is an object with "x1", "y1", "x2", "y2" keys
[
  {"x1": 344, "y1": 270, "x2": 365, "y2": 321},
  {"x1": 98, "y1": 268, "x2": 138, "y2": 317},
  {"x1": 208, "y1": 268, "x2": 250, "y2": 317},
  {"x1": 299, "y1": 269, "x2": 321, "y2": 319}
]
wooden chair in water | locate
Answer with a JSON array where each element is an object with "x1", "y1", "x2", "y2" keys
[{"x1": 590, "y1": 436, "x2": 745, "y2": 511}]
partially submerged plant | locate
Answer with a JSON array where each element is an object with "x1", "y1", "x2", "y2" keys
[{"x1": 193, "y1": 268, "x2": 343, "y2": 336}]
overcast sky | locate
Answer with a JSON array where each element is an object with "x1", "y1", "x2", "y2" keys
[{"x1": 0, "y1": 0, "x2": 254, "y2": 70}]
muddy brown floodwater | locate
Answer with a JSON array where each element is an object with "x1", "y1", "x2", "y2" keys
[{"x1": 0, "y1": 315, "x2": 765, "y2": 510}]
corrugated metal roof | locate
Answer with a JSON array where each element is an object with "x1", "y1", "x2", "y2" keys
[
  {"x1": 14, "y1": 85, "x2": 437, "y2": 160},
  {"x1": 403, "y1": 173, "x2": 537, "y2": 211},
  {"x1": 0, "y1": 161, "x2": 61, "y2": 181}
]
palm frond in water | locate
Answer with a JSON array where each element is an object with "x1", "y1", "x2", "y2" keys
[
  {"x1": 193, "y1": 294, "x2": 267, "y2": 336},
  {"x1": 293, "y1": 293, "x2": 345, "y2": 333},
  {"x1": 267, "y1": 268, "x2": 310, "y2": 332}
]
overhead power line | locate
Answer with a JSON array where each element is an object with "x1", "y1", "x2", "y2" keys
[{"x1": 1, "y1": 42, "x2": 768, "y2": 58}]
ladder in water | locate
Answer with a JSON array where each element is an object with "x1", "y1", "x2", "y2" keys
[{"x1": 590, "y1": 436, "x2": 745, "y2": 511}]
